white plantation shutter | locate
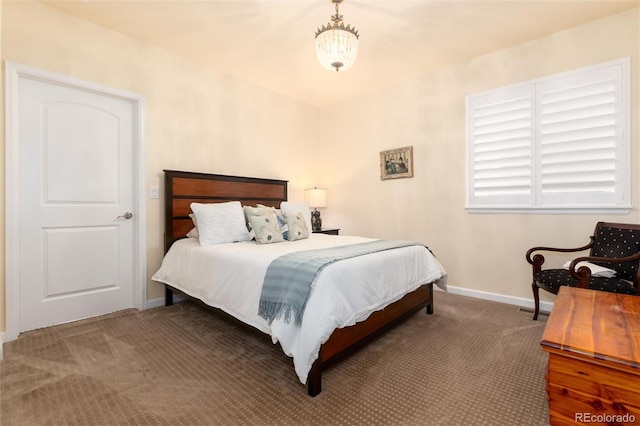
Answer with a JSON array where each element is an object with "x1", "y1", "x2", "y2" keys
[
  {"x1": 538, "y1": 66, "x2": 622, "y2": 205},
  {"x1": 468, "y1": 86, "x2": 534, "y2": 206},
  {"x1": 467, "y1": 58, "x2": 629, "y2": 212}
]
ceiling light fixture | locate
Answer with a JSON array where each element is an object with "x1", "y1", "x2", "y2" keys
[{"x1": 314, "y1": 0, "x2": 359, "y2": 72}]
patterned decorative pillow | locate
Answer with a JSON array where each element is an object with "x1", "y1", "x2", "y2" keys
[
  {"x1": 190, "y1": 201, "x2": 252, "y2": 246},
  {"x1": 243, "y1": 205, "x2": 275, "y2": 238},
  {"x1": 285, "y1": 211, "x2": 309, "y2": 241},
  {"x1": 244, "y1": 205, "x2": 274, "y2": 219},
  {"x1": 255, "y1": 204, "x2": 289, "y2": 240},
  {"x1": 248, "y1": 212, "x2": 285, "y2": 244}
]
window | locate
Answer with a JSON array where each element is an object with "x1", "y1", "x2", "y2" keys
[{"x1": 466, "y1": 58, "x2": 630, "y2": 213}]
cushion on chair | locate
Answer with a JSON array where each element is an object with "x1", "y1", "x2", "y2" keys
[
  {"x1": 535, "y1": 269, "x2": 638, "y2": 295},
  {"x1": 590, "y1": 225, "x2": 640, "y2": 282}
]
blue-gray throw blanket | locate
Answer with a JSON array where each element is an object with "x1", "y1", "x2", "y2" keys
[{"x1": 258, "y1": 240, "x2": 425, "y2": 327}]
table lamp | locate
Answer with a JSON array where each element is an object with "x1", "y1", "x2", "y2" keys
[{"x1": 305, "y1": 187, "x2": 327, "y2": 232}]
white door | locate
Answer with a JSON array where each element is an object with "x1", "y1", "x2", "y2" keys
[{"x1": 6, "y1": 63, "x2": 145, "y2": 336}]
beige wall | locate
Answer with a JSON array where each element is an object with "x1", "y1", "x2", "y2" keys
[
  {"x1": 0, "y1": 1, "x2": 321, "y2": 333},
  {"x1": 318, "y1": 8, "x2": 640, "y2": 304},
  {"x1": 0, "y1": 2, "x2": 638, "y2": 335}
]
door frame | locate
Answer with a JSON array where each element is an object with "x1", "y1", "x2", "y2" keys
[{"x1": 4, "y1": 61, "x2": 147, "y2": 342}]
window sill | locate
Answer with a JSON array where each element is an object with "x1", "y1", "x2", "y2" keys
[{"x1": 466, "y1": 206, "x2": 632, "y2": 215}]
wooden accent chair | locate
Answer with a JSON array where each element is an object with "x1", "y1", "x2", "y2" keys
[{"x1": 526, "y1": 222, "x2": 640, "y2": 320}]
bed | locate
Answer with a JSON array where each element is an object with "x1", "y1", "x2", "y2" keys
[{"x1": 153, "y1": 170, "x2": 447, "y2": 396}]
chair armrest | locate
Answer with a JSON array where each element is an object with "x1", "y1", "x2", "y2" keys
[
  {"x1": 525, "y1": 237, "x2": 595, "y2": 270},
  {"x1": 569, "y1": 251, "x2": 640, "y2": 288}
]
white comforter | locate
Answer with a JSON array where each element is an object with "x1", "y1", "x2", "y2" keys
[{"x1": 151, "y1": 234, "x2": 447, "y2": 384}]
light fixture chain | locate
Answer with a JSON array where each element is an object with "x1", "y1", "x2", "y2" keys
[{"x1": 332, "y1": 0, "x2": 343, "y2": 26}]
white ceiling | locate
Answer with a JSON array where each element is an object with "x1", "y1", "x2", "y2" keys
[{"x1": 40, "y1": 0, "x2": 639, "y2": 107}]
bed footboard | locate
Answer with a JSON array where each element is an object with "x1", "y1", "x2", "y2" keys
[{"x1": 307, "y1": 283, "x2": 434, "y2": 396}]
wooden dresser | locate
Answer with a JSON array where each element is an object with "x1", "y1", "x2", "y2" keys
[{"x1": 541, "y1": 287, "x2": 640, "y2": 425}]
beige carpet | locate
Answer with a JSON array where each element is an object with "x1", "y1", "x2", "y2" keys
[{"x1": 0, "y1": 291, "x2": 549, "y2": 425}]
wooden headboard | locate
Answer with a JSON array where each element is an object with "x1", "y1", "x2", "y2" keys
[{"x1": 163, "y1": 170, "x2": 288, "y2": 252}]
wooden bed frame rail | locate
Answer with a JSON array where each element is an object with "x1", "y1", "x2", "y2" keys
[{"x1": 307, "y1": 283, "x2": 433, "y2": 396}]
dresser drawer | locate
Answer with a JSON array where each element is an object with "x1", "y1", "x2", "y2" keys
[
  {"x1": 547, "y1": 354, "x2": 640, "y2": 404},
  {"x1": 547, "y1": 382, "x2": 640, "y2": 423},
  {"x1": 546, "y1": 354, "x2": 640, "y2": 424}
]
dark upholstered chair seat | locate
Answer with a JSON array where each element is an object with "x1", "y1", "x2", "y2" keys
[{"x1": 535, "y1": 269, "x2": 638, "y2": 295}]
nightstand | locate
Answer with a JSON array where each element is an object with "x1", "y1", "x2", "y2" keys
[{"x1": 313, "y1": 228, "x2": 340, "y2": 235}]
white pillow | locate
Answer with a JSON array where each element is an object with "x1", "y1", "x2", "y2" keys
[
  {"x1": 563, "y1": 261, "x2": 617, "y2": 278},
  {"x1": 280, "y1": 201, "x2": 311, "y2": 228},
  {"x1": 190, "y1": 201, "x2": 251, "y2": 246},
  {"x1": 186, "y1": 213, "x2": 199, "y2": 238}
]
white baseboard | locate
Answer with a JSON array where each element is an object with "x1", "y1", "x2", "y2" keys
[
  {"x1": 0, "y1": 332, "x2": 4, "y2": 360},
  {"x1": 439, "y1": 285, "x2": 554, "y2": 315},
  {"x1": 146, "y1": 294, "x2": 186, "y2": 309}
]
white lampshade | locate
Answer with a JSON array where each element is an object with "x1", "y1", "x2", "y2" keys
[{"x1": 305, "y1": 188, "x2": 327, "y2": 208}]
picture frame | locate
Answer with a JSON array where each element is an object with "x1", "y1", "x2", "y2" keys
[{"x1": 380, "y1": 146, "x2": 414, "y2": 180}]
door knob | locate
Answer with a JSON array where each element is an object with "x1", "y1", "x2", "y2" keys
[{"x1": 116, "y1": 212, "x2": 133, "y2": 220}]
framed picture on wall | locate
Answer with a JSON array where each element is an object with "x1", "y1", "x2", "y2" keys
[{"x1": 380, "y1": 146, "x2": 414, "y2": 180}]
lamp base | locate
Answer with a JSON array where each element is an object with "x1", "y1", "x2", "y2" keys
[{"x1": 311, "y1": 209, "x2": 322, "y2": 232}]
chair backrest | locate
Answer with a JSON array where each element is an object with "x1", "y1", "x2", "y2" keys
[{"x1": 590, "y1": 222, "x2": 640, "y2": 284}]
